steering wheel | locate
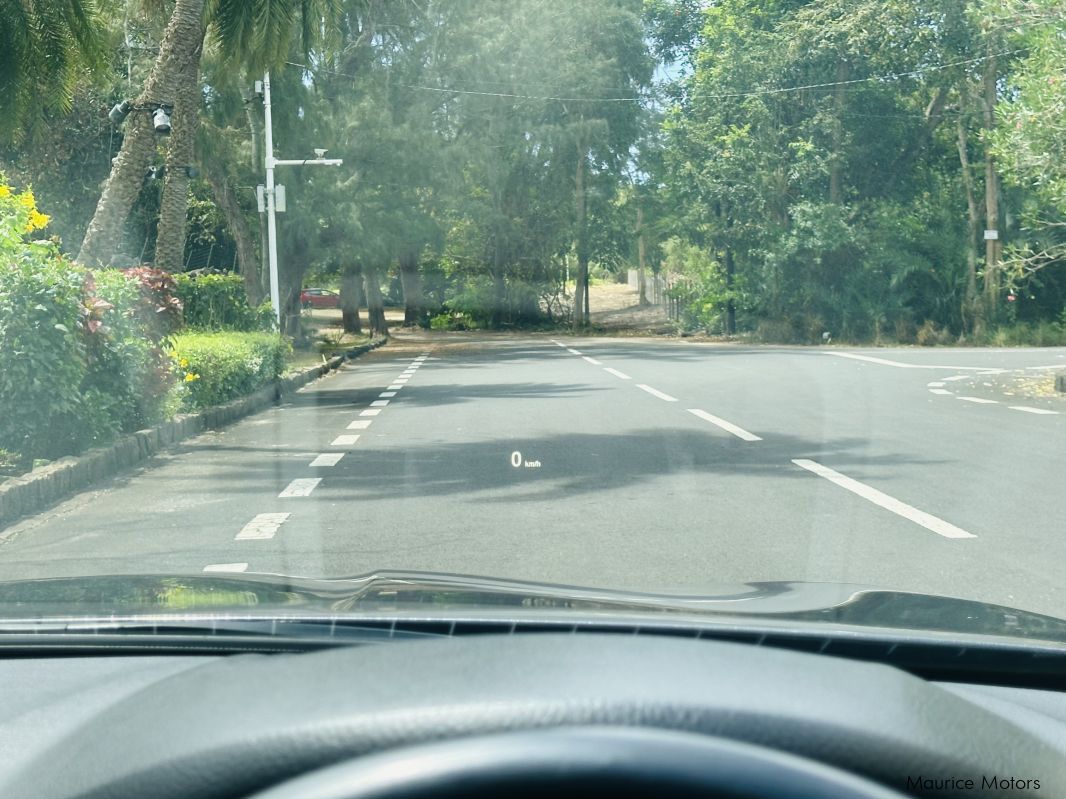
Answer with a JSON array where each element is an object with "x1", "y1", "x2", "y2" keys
[{"x1": 252, "y1": 727, "x2": 907, "y2": 799}]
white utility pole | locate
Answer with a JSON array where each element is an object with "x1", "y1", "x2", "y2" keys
[{"x1": 260, "y1": 71, "x2": 343, "y2": 328}]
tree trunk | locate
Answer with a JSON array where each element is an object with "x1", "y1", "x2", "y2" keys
[
  {"x1": 363, "y1": 267, "x2": 389, "y2": 336},
  {"x1": 981, "y1": 52, "x2": 1001, "y2": 317},
  {"x1": 78, "y1": 0, "x2": 206, "y2": 265},
  {"x1": 572, "y1": 141, "x2": 589, "y2": 330},
  {"x1": 202, "y1": 147, "x2": 262, "y2": 305},
  {"x1": 724, "y1": 244, "x2": 736, "y2": 335},
  {"x1": 956, "y1": 111, "x2": 981, "y2": 332},
  {"x1": 340, "y1": 269, "x2": 363, "y2": 334},
  {"x1": 829, "y1": 60, "x2": 848, "y2": 205},
  {"x1": 399, "y1": 251, "x2": 426, "y2": 327},
  {"x1": 636, "y1": 205, "x2": 649, "y2": 306},
  {"x1": 156, "y1": 37, "x2": 204, "y2": 272}
]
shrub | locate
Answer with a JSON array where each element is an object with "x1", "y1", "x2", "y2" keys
[
  {"x1": 173, "y1": 273, "x2": 273, "y2": 331},
  {"x1": 169, "y1": 331, "x2": 292, "y2": 410}
]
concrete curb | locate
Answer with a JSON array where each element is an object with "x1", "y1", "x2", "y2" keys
[{"x1": 0, "y1": 336, "x2": 387, "y2": 530}]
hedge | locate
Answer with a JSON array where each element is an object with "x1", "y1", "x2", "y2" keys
[
  {"x1": 169, "y1": 331, "x2": 292, "y2": 410},
  {"x1": 173, "y1": 273, "x2": 272, "y2": 331}
]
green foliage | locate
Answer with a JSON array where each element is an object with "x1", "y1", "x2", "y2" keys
[
  {"x1": 169, "y1": 331, "x2": 292, "y2": 410},
  {"x1": 173, "y1": 272, "x2": 273, "y2": 331},
  {"x1": 661, "y1": 237, "x2": 746, "y2": 332}
]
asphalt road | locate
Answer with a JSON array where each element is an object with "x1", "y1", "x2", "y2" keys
[{"x1": 2, "y1": 333, "x2": 1065, "y2": 618}]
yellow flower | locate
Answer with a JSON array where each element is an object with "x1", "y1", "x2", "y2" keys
[
  {"x1": 184, "y1": 372, "x2": 200, "y2": 383},
  {"x1": 28, "y1": 210, "x2": 49, "y2": 230},
  {"x1": 0, "y1": 185, "x2": 10, "y2": 198},
  {"x1": 179, "y1": 358, "x2": 189, "y2": 368},
  {"x1": 18, "y1": 191, "x2": 35, "y2": 209}
]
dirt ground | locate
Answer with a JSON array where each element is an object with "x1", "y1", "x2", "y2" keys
[{"x1": 586, "y1": 282, "x2": 672, "y2": 334}]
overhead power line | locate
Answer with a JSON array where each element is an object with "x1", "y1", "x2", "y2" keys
[{"x1": 286, "y1": 48, "x2": 1026, "y2": 104}]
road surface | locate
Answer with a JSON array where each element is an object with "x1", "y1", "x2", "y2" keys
[{"x1": 2, "y1": 333, "x2": 1065, "y2": 618}]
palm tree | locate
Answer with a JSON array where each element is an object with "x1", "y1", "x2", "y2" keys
[
  {"x1": 77, "y1": 0, "x2": 340, "y2": 266},
  {"x1": 0, "y1": 0, "x2": 106, "y2": 141}
]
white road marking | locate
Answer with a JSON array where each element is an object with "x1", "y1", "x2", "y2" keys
[
  {"x1": 360, "y1": 408, "x2": 382, "y2": 417},
  {"x1": 603, "y1": 367, "x2": 631, "y2": 380},
  {"x1": 582, "y1": 356, "x2": 603, "y2": 365},
  {"x1": 636, "y1": 384, "x2": 678, "y2": 402},
  {"x1": 309, "y1": 453, "x2": 344, "y2": 467},
  {"x1": 1009, "y1": 406, "x2": 1059, "y2": 415},
  {"x1": 235, "y1": 512, "x2": 290, "y2": 541},
  {"x1": 387, "y1": 385, "x2": 403, "y2": 391},
  {"x1": 957, "y1": 396, "x2": 998, "y2": 404},
  {"x1": 567, "y1": 348, "x2": 583, "y2": 355},
  {"x1": 928, "y1": 388, "x2": 953, "y2": 395},
  {"x1": 279, "y1": 478, "x2": 321, "y2": 498},
  {"x1": 370, "y1": 399, "x2": 390, "y2": 407},
  {"x1": 551, "y1": 340, "x2": 568, "y2": 348},
  {"x1": 791, "y1": 459, "x2": 976, "y2": 540},
  {"x1": 415, "y1": 356, "x2": 427, "y2": 361},
  {"x1": 203, "y1": 563, "x2": 248, "y2": 573},
  {"x1": 827, "y1": 352, "x2": 993, "y2": 371},
  {"x1": 687, "y1": 408, "x2": 762, "y2": 442},
  {"x1": 395, "y1": 376, "x2": 410, "y2": 381},
  {"x1": 347, "y1": 420, "x2": 371, "y2": 429},
  {"x1": 978, "y1": 369, "x2": 1007, "y2": 374},
  {"x1": 332, "y1": 434, "x2": 362, "y2": 445},
  {"x1": 1030, "y1": 364, "x2": 1066, "y2": 370},
  {"x1": 927, "y1": 381, "x2": 945, "y2": 387},
  {"x1": 943, "y1": 375, "x2": 971, "y2": 382},
  {"x1": 379, "y1": 392, "x2": 397, "y2": 398}
]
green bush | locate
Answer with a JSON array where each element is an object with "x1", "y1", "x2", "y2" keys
[
  {"x1": 170, "y1": 331, "x2": 292, "y2": 410},
  {"x1": 173, "y1": 273, "x2": 272, "y2": 331}
]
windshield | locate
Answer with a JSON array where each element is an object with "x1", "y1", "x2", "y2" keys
[{"x1": 0, "y1": 0, "x2": 1064, "y2": 640}]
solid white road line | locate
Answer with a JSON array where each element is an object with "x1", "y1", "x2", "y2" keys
[
  {"x1": 332, "y1": 434, "x2": 362, "y2": 445},
  {"x1": 827, "y1": 352, "x2": 992, "y2": 371},
  {"x1": 203, "y1": 563, "x2": 249, "y2": 573},
  {"x1": 359, "y1": 409, "x2": 382, "y2": 417},
  {"x1": 347, "y1": 420, "x2": 372, "y2": 429},
  {"x1": 235, "y1": 512, "x2": 290, "y2": 541},
  {"x1": 1009, "y1": 406, "x2": 1059, "y2": 415},
  {"x1": 957, "y1": 396, "x2": 998, "y2": 404},
  {"x1": 636, "y1": 384, "x2": 678, "y2": 402},
  {"x1": 309, "y1": 453, "x2": 344, "y2": 467},
  {"x1": 791, "y1": 459, "x2": 976, "y2": 540},
  {"x1": 928, "y1": 389, "x2": 953, "y2": 395},
  {"x1": 551, "y1": 340, "x2": 568, "y2": 348},
  {"x1": 603, "y1": 367, "x2": 631, "y2": 380},
  {"x1": 379, "y1": 392, "x2": 397, "y2": 398},
  {"x1": 582, "y1": 356, "x2": 603, "y2": 365},
  {"x1": 370, "y1": 399, "x2": 390, "y2": 407},
  {"x1": 687, "y1": 408, "x2": 762, "y2": 442},
  {"x1": 279, "y1": 478, "x2": 321, "y2": 498}
]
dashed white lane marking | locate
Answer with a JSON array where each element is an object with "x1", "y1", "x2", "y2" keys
[
  {"x1": 394, "y1": 377, "x2": 410, "y2": 382},
  {"x1": 582, "y1": 356, "x2": 603, "y2": 365},
  {"x1": 827, "y1": 352, "x2": 993, "y2": 371},
  {"x1": 567, "y1": 348, "x2": 583, "y2": 356},
  {"x1": 1009, "y1": 406, "x2": 1059, "y2": 415},
  {"x1": 929, "y1": 389, "x2": 953, "y2": 396},
  {"x1": 379, "y1": 392, "x2": 397, "y2": 398},
  {"x1": 235, "y1": 512, "x2": 290, "y2": 540},
  {"x1": 957, "y1": 396, "x2": 998, "y2": 404},
  {"x1": 687, "y1": 408, "x2": 762, "y2": 442},
  {"x1": 603, "y1": 367, "x2": 631, "y2": 380},
  {"x1": 551, "y1": 340, "x2": 568, "y2": 348},
  {"x1": 347, "y1": 420, "x2": 372, "y2": 429},
  {"x1": 387, "y1": 384, "x2": 403, "y2": 391},
  {"x1": 943, "y1": 375, "x2": 971, "y2": 382},
  {"x1": 636, "y1": 384, "x2": 678, "y2": 402},
  {"x1": 360, "y1": 409, "x2": 382, "y2": 417},
  {"x1": 791, "y1": 459, "x2": 976, "y2": 540},
  {"x1": 203, "y1": 563, "x2": 248, "y2": 573},
  {"x1": 279, "y1": 478, "x2": 321, "y2": 498},
  {"x1": 310, "y1": 453, "x2": 344, "y2": 467},
  {"x1": 332, "y1": 434, "x2": 362, "y2": 445},
  {"x1": 927, "y1": 381, "x2": 946, "y2": 387},
  {"x1": 370, "y1": 399, "x2": 390, "y2": 407}
]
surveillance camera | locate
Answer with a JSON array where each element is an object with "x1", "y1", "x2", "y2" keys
[
  {"x1": 108, "y1": 100, "x2": 132, "y2": 126},
  {"x1": 314, "y1": 148, "x2": 327, "y2": 158},
  {"x1": 152, "y1": 107, "x2": 172, "y2": 135}
]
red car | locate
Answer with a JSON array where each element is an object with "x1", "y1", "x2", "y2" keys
[{"x1": 300, "y1": 288, "x2": 341, "y2": 309}]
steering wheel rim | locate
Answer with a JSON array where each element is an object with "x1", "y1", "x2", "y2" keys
[{"x1": 250, "y1": 726, "x2": 908, "y2": 799}]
